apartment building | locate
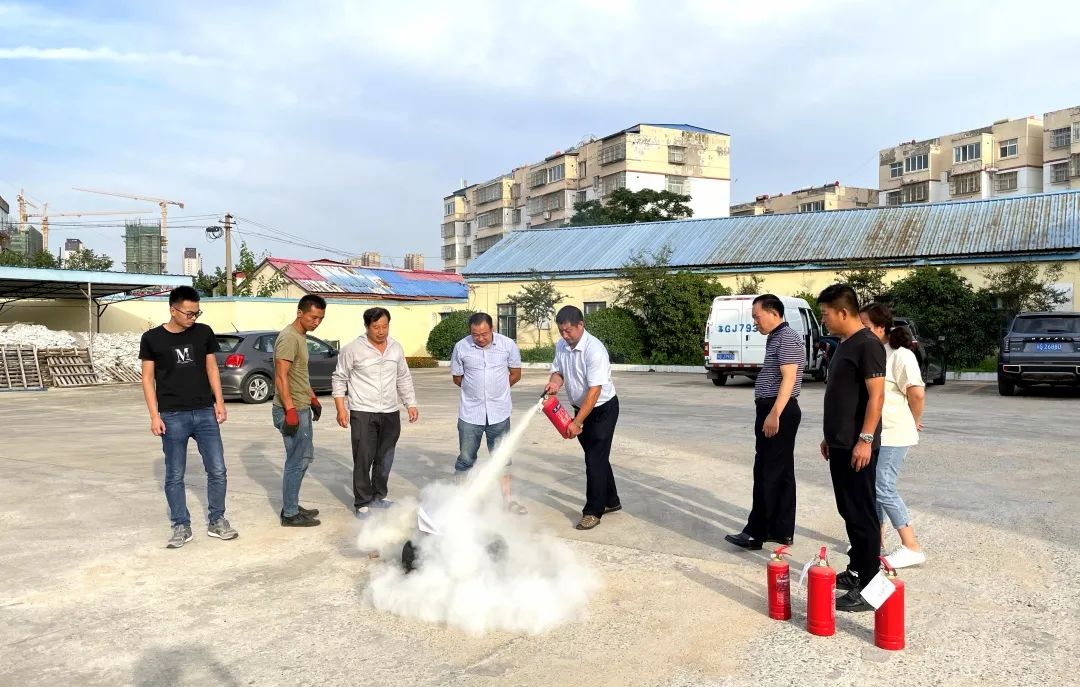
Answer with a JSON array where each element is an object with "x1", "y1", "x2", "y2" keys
[
  {"x1": 730, "y1": 182, "x2": 878, "y2": 217},
  {"x1": 182, "y1": 247, "x2": 203, "y2": 276},
  {"x1": 1043, "y1": 106, "x2": 1080, "y2": 192},
  {"x1": 878, "y1": 116, "x2": 1045, "y2": 206},
  {"x1": 441, "y1": 123, "x2": 731, "y2": 272}
]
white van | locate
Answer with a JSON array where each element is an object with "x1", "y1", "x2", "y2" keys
[{"x1": 703, "y1": 294, "x2": 826, "y2": 386}]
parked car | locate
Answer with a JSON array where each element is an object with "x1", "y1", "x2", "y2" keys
[
  {"x1": 997, "y1": 311, "x2": 1080, "y2": 396},
  {"x1": 215, "y1": 330, "x2": 339, "y2": 403},
  {"x1": 893, "y1": 317, "x2": 947, "y2": 386}
]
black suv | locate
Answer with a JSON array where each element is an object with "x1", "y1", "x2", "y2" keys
[
  {"x1": 215, "y1": 330, "x2": 339, "y2": 403},
  {"x1": 998, "y1": 312, "x2": 1080, "y2": 396}
]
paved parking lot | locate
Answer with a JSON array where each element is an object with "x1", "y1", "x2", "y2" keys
[{"x1": 1, "y1": 370, "x2": 1076, "y2": 686}]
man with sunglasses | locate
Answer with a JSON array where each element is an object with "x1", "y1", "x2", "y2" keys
[{"x1": 139, "y1": 286, "x2": 238, "y2": 549}]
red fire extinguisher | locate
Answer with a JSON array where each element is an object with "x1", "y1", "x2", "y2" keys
[
  {"x1": 541, "y1": 392, "x2": 574, "y2": 438},
  {"x1": 806, "y1": 546, "x2": 836, "y2": 636},
  {"x1": 875, "y1": 557, "x2": 905, "y2": 650},
  {"x1": 767, "y1": 545, "x2": 791, "y2": 620}
]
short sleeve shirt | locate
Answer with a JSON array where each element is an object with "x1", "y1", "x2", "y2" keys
[
  {"x1": 551, "y1": 330, "x2": 615, "y2": 408},
  {"x1": 754, "y1": 322, "x2": 806, "y2": 399},
  {"x1": 881, "y1": 345, "x2": 925, "y2": 447},
  {"x1": 450, "y1": 333, "x2": 522, "y2": 425},
  {"x1": 138, "y1": 323, "x2": 219, "y2": 412},
  {"x1": 273, "y1": 324, "x2": 312, "y2": 409},
  {"x1": 823, "y1": 328, "x2": 886, "y2": 450}
]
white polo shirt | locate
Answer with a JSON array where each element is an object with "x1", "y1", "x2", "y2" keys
[{"x1": 551, "y1": 329, "x2": 616, "y2": 407}]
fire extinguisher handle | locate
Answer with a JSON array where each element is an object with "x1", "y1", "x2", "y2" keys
[
  {"x1": 879, "y1": 555, "x2": 896, "y2": 575},
  {"x1": 773, "y1": 545, "x2": 790, "y2": 558}
]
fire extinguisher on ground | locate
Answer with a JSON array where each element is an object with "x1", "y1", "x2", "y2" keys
[
  {"x1": 767, "y1": 545, "x2": 791, "y2": 620},
  {"x1": 875, "y1": 557, "x2": 905, "y2": 650},
  {"x1": 540, "y1": 392, "x2": 574, "y2": 438},
  {"x1": 806, "y1": 546, "x2": 836, "y2": 636}
]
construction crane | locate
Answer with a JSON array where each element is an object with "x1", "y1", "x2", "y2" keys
[
  {"x1": 73, "y1": 188, "x2": 185, "y2": 269},
  {"x1": 16, "y1": 189, "x2": 39, "y2": 234},
  {"x1": 26, "y1": 204, "x2": 149, "y2": 254}
]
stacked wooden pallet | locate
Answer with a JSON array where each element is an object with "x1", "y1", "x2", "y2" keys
[
  {"x1": 0, "y1": 345, "x2": 46, "y2": 391},
  {"x1": 40, "y1": 348, "x2": 103, "y2": 388}
]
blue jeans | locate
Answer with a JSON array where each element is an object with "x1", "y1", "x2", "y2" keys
[
  {"x1": 455, "y1": 417, "x2": 511, "y2": 472},
  {"x1": 160, "y1": 407, "x2": 227, "y2": 526},
  {"x1": 272, "y1": 405, "x2": 314, "y2": 517},
  {"x1": 876, "y1": 445, "x2": 911, "y2": 529}
]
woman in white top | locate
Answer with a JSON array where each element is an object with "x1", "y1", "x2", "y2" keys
[{"x1": 859, "y1": 303, "x2": 927, "y2": 569}]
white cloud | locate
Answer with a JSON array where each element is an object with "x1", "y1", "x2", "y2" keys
[{"x1": 0, "y1": 45, "x2": 209, "y2": 64}]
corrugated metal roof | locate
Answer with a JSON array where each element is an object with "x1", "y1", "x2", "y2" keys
[
  {"x1": 463, "y1": 191, "x2": 1080, "y2": 278},
  {"x1": 267, "y1": 258, "x2": 467, "y2": 299}
]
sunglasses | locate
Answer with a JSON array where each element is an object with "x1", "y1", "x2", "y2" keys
[{"x1": 171, "y1": 307, "x2": 203, "y2": 319}]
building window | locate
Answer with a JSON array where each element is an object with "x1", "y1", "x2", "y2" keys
[
  {"x1": 464, "y1": 221, "x2": 472, "y2": 236},
  {"x1": 441, "y1": 222, "x2": 456, "y2": 238},
  {"x1": 579, "y1": 161, "x2": 587, "y2": 178},
  {"x1": 475, "y1": 234, "x2": 503, "y2": 254},
  {"x1": 799, "y1": 200, "x2": 825, "y2": 213},
  {"x1": 1071, "y1": 153, "x2": 1080, "y2": 178},
  {"x1": 584, "y1": 301, "x2": 607, "y2": 315},
  {"x1": 1051, "y1": 162, "x2": 1069, "y2": 184},
  {"x1": 995, "y1": 171, "x2": 1018, "y2": 192},
  {"x1": 444, "y1": 201, "x2": 455, "y2": 216},
  {"x1": 475, "y1": 183, "x2": 504, "y2": 204},
  {"x1": 463, "y1": 245, "x2": 472, "y2": 259},
  {"x1": 950, "y1": 172, "x2": 980, "y2": 196},
  {"x1": 999, "y1": 138, "x2": 1018, "y2": 159},
  {"x1": 599, "y1": 143, "x2": 626, "y2": 165},
  {"x1": 441, "y1": 244, "x2": 456, "y2": 260},
  {"x1": 601, "y1": 171, "x2": 626, "y2": 196},
  {"x1": 665, "y1": 175, "x2": 687, "y2": 195},
  {"x1": 886, "y1": 191, "x2": 901, "y2": 206},
  {"x1": 477, "y1": 209, "x2": 503, "y2": 228},
  {"x1": 527, "y1": 192, "x2": 564, "y2": 216},
  {"x1": 575, "y1": 190, "x2": 587, "y2": 207},
  {"x1": 512, "y1": 208, "x2": 522, "y2": 224},
  {"x1": 1050, "y1": 127, "x2": 1072, "y2": 149},
  {"x1": 889, "y1": 162, "x2": 903, "y2": 178},
  {"x1": 668, "y1": 146, "x2": 686, "y2": 164},
  {"x1": 953, "y1": 142, "x2": 981, "y2": 163},
  {"x1": 548, "y1": 163, "x2": 565, "y2": 183},
  {"x1": 528, "y1": 169, "x2": 548, "y2": 188},
  {"x1": 497, "y1": 303, "x2": 517, "y2": 340},
  {"x1": 904, "y1": 153, "x2": 928, "y2": 173},
  {"x1": 901, "y1": 182, "x2": 928, "y2": 204}
]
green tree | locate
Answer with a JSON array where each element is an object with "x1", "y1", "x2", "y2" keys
[
  {"x1": 793, "y1": 291, "x2": 822, "y2": 325},
  {"x1": 233, "y1": 241, "x2": 288, "y2": 297},
  {"x1": 64, "y1": 248, "x2": 113, "y2": 271},
  {"x1": 735, "y1": 274, "x2": 764, "y2": 295},
  {"x1": 979, "y1": 262, "x2": 1068, "y2": 327},
  {"x1": 584, "y1": 306, "x2": 646, "y2": 364},
  {"x1": 425, "y1": 310, "x2": 474, "y2": 360},
  {"x1": 569, "y1": 188, "x2": 693, "y2": 226},
  {"x1": 0, "y1": 249, "x2": 27, "y2": 267},
  {"x1": 887, "y1": 266, "x2": 998, "y2": 368},
  {"x1": 838, "y1": 260, "x2": 889, "y2": 306},
  {"x1": 508, "y1": 273, "x2": 566, "y2": 346},
  {"x1": 28, "y1": 248, "x2": 59, "y2": 269},
  {"x1": 614, "y1": 246, "x2": 731, "y2": 365},
  {"x1": 193, "y1": 268, "x2": 228, "y2": 297}
]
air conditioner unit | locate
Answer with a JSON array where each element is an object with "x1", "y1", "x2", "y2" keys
[{"x1": 544, "y1": 211, "x2": 552, "y2": 220}]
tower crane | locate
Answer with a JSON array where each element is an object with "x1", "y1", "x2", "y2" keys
[
  {"x1": 73, "y1": 188, "x2": 184, "y2": 269},
  {"x1": 26, "y1": 204, "x2": 149, "y2": 253}
]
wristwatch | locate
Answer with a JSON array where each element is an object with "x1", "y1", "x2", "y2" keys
[{"x1": 858, "y1": 433, "x2": 874, "y2": 444}]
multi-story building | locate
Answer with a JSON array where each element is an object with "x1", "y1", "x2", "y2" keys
[
  {"x1": 0, "y1": 194, "x2": 10, "y2": 251},
  {"x1": 182, "y1": 247, "x2": 202, "y2": 276},
  {"x1": 403, "y1": 253, "x2": 425, "y2": 271},
  {"x1": 441, "y1": 123, "x2": 731, "y2": 272},
  {"x1": 8, "y1": 226, "x2": 44, "y2": 258},
  {"x1": 62, "y1": 239, "x2": 85, "y2": 264},
  {"x1": 124, "y1": 221, "x2": 164, "y2": 274},
  {"x1": 730, "y1": 183, "x2": 878, "y2": 217},
  {"x1": 878, "y1": 115, "x2": 1045, "y2": 206},
  {"x1": 349, "y1": 252, "x2": 382, "y2": 268},
  {"x1": 1043, "y1": 106, "x2": 1080, "y2": 192}
]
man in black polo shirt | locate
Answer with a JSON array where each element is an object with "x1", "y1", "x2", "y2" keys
[
  {"x1": 139, "y1": 286, "x2": 238, "y2": 549},
  {"x1": 726, "y1": 294, "x2": 805, "y2": 551},
  {"x1": 817, "y1": 284, "x2": 885, "y2": 611}
]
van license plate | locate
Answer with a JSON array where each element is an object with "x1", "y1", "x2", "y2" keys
[{"x1": 716, "y1": 352, "x2": 735, "y2": 361}]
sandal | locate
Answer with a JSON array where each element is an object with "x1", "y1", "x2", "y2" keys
[
  {"x1": 576, "y1": 515, "x2": 601, "y2": 530},
  {"x1": 506, "y1": 501, "x2": 528, "y2": 515}
]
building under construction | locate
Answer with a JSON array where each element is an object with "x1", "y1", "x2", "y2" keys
[
  {"x1": 7, "y1": 227, "x2": 44, "y2": 257},
  {"x1": 124, "y1": 221, "x2": 164, "y2": 274}
]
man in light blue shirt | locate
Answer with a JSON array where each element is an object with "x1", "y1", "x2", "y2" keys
[{"x1": 450, "y1": 312, "x2": 524, "y2": 512}]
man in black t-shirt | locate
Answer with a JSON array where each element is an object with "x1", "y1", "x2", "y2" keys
[
  {"x1": 139, "y1": 286, "x2": 238, "y2": 549},
  {"x1": 818, "y1": 284, "x2": 885, "y2": 612}
]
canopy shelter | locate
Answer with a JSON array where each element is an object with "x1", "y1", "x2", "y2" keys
[{"x1": 0, "y1": 266, "x2": 192, "y2": 358}]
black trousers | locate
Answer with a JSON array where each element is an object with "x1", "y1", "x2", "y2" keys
[
  {"x1": 744, "y1": 397, "x2": 801, "y2": 541},
  {"x1": 828, "y1": 446, "x2": 881, "y2": 587},
  {"x1": 351, "y1": 410, "x2": 401, "y2": 508},
  {"x1": 574, "y1": 396, "x2": 621, "y2": 518}
]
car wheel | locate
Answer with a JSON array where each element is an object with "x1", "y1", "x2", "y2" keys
[
  {"x1": 933, "y1": 363, "x2": 947, "y2": 386},
  {"x1": 712, "y1": 375, "x2": 728, "y2": 387},
  {"x1": 997, "y1": 375, "x2": 1015, "y2": 397},
  {"x1": 241, "y1": 373, "x2": 273, "y2": 404}
]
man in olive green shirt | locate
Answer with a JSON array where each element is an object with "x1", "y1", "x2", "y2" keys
[{"x1": 273, "y1": 295, "x2": 326, "y2": 527}]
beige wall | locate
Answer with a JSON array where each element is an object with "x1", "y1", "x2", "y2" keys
[
  {"x1": 468, "y1": 259, "x2": 1080, "y2": 347},
  {"x1": 731, "y1": 185, "x2": 877, "y2": 215},
  {"x1": 0, "y1": 297, "x2": 469, "y2": 357},
  {"x1": 1042, "y1": 106, "x2": 1080, "y2": 162},
  {"x1": 992, "y1": 117, "x2": 1043, "y2": 171}
]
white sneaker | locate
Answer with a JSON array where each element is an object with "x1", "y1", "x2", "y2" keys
[{"x1": 885, "y1": 545, "x2": 926, "y2": 569}]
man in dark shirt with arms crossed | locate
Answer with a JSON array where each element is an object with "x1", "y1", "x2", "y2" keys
[
  {"x1": 818, "y1": 284, "x2": 885, "y2": 612},
  {"x1": 140, "y1": 286, "x2": 238, "y2": 549}
]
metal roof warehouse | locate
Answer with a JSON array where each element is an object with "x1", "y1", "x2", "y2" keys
[{"x1": 461, "y1": 190, "x2": 1080, "y2": 280}]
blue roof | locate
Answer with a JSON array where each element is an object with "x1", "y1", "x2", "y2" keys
[
  {"x1": 267, "y1": 258, "x2": 467, "y2": 300},
  {"x1": 462, "y1": 191, "x2": 1080, "y2": 279},
  {"x1": 639, "y1": 123, "x2": 727, "y2": 135}
]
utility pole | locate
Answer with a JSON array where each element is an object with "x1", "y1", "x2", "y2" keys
[{"x1": 224, "y1": 213, "x2": 234, "y2": 297}]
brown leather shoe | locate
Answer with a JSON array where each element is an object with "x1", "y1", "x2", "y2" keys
[{"x1": 576, "y1": 515, "x2": 601, "y2": 530}]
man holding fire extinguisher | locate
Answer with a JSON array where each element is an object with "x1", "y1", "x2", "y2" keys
[
  {"x1": 544, "y1": 305, "x2": 621, "y2": 531},
  {"x1": 817, "y1": 284, "x2": 886, "y2": 612}
]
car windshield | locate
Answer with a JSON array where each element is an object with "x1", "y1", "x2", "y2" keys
[
  {"x1": 1012, "y1": 316, "x2": 1080, "y2": 334},
  {"x1": 216, "y1": 335, "x2": 243, "y2": 352}
]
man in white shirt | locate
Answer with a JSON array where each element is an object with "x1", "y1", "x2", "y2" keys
[
  {"x1": 543, "y1": 305, "x2": 621, "y2": 531},
  {"x1": 450, "y1": 312, "x2": 524, "y2": 512},
  {"x1": 332, "y1": 307, "x2": 419, "y2": 518}
]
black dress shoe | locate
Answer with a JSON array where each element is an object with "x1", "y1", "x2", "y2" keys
[
  {"x1": 836, "y1": 570, "x2": 860, "y2": 591},
  {"x1": 765, "y1": 536, "x2": 794, "y2": 546},
  {"x1": 298, "y1": 505, "x2": 320, "y2": 517},
  {"x1": 603, "y1": 504, "x2": 623, "y2": 514},
  {"x1": 724, "y1": 532, "x2": 763, "y2": 550},
  {"x1": 836, "y1": 588, "x2": 874, "y2": 612},
  {"x1": 280, "y1": 510, "x2": 321, "y2": 527}
]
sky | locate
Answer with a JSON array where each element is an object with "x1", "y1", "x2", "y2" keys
[{"x1": 1, "y1": 0, "x2": 1079, "y2": 273}]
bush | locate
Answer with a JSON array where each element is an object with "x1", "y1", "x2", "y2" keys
[
  {"x1": 406, "y1": 356, "x2": 438, "y2": 369},
  {"x1": 426, "y1": 310, "x2": 473, "y2": 360},
  {"x1": 520, "y1": 345, "x2": 555, "y2": 363},
  {"x1": 585, "y1": 306, "x2": 647, "y2": 363}
]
